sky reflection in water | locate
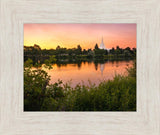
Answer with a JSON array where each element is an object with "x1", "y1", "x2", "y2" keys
[{"x1": 44, "y1": 60, "x2": 133, "y2": 87}]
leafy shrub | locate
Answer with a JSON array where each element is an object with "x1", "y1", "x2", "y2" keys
[{"x1": 24, "y1": 59, "x2": 136, "y2": 111}]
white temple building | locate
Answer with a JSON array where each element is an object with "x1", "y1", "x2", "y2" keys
[
  {"x1": 99, "y1": 37, "x2": 110, "y2": 50},
  {"x1": 99, "y1": 37, "x2": 106, "y2": 50}
]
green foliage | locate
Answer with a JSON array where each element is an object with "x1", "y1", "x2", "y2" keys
[
  {"x1": 24, "y1": 45, "x2": 136, "y2": 64},
  {"x1": 49, "y1": 55, "x2": 57, "y2": 62},
  {"x1": 24, "y1": 58, "x2": 33, "y2": 68},
  {"x1": 24, "y1": 67, "x2": 50, "y2": 111},
  {"x1": 24, "y1": 61, "x2": 136, "y2": 111},
  {"x1": 94, "y1": 49, "x2": 106, "y2": 58},
  {"x1": 61, "y1": 74, "x2": 136, "y2": 111},
  {"x1": 127, "y1": 60, "x2": 136, "y2": 78}
]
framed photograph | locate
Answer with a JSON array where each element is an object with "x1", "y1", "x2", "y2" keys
[
  {"x1": 0, "y1": 0, "x2": 160, "y2": 134},
  {"x1": 24, "y1": 23, "x2": 136, "y2": 111}
]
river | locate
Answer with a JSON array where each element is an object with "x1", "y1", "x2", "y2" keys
[{"x1": 43, "y1": 60, "x2": 133, "y2": 87}]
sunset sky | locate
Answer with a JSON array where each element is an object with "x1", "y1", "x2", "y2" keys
[{"x1": 24, "y1": 24, "x2": 136, "y2": 50}]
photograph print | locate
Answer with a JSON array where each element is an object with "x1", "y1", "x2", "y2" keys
[{"x1": 24, "y1": 24, "x2": 136, "y2": 111}]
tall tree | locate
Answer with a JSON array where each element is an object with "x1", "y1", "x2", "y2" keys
[
  {"x1": 77, "y1": 45, "x2": 82, "y2": 54},
  {"x1": 109, "y1": 47, "x2": 115, "y2": 54},
  {"x1": 94, "y1": 43, "x2": 99, "y2": 50},
  {"x1": 56, "y1": 45, "x2": 61, "y2": 50}
]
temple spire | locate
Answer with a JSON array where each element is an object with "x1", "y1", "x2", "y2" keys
[{"x1": 100, "y1": 36, "x2": 106, "y2": 50}]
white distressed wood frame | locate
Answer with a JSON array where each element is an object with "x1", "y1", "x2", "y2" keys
[{"x1": 0, "y1": 0, "x2": 160, "y2": 135}]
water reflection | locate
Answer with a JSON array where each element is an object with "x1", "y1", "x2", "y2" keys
[
  {"x1": 116, "y1": 61, "x2": 119, "y2": 67},
  {"x1": 100, "y1": 64, "x2": 105, "y2": 75},
  {"x1": 94, "y1": 62, "x2": 98, "y2": 71},
  {"x1": 44, "y1": 60, "x2": 133, "y2": 87},
  {"x1": 77, "y1": 62, "x2": 82, "y2": 70}
]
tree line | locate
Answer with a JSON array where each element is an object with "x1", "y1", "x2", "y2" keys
[{"x1": 24, "y1": 44, "x2": 136, "y2": 64}]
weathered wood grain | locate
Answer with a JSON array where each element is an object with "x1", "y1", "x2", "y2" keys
[{"x1": 0, "y1": 0, "x2": 160, "y2": 134}]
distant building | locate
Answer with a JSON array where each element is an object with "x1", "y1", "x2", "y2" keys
[
  {"x1": 99, "y1": 37, "x2": 110, "y2": 50},
  {"x1": 100, "y1": 37, "x2": 106, "y2": 50}
]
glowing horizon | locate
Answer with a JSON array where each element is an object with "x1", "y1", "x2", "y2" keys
[{"x1": 24, "y1": 24, "x2": 136, "y2": 50}]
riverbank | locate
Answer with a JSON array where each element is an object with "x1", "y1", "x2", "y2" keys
[{"x1": 24, "y1": 61, "x2": 136, "y2": 111}]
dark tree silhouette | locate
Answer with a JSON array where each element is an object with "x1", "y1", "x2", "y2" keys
[{"x1": 94, "y1": 43, "x2": 99, "y2": 50}]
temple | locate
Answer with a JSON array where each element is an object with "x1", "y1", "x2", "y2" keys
[{"x1": 99, "y1": 37, "x2": 106, "y2": 50}]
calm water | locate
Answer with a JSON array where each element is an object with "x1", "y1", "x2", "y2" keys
[{"x1": 43, "y1": 60, "x2": 133, "y2": 87}]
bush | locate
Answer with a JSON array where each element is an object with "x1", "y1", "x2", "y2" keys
[{"x1": 24, "y1": 60, "x2": 136, "y2": 111}]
